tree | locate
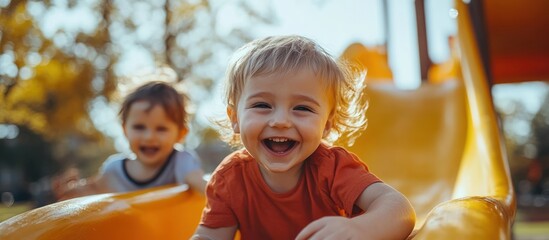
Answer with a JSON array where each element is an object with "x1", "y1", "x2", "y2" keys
[{"x1": 0, "y1": 1, "x2": 114, "y2": 139}]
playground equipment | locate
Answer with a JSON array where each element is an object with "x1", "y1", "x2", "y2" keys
[
  {"x1": 3, "y1": 0, "x2": 541, "y2": 239},
  {"x1": 481, "y1": 0, "x2": 549, "y2": 84}
]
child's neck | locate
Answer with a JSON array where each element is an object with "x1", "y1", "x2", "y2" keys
[{"x1": 257, "y1": 163, "x2": 303, "y2": 193}]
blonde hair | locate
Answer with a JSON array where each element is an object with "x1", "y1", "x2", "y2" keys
[{"x1": 219, "y1": 35, "x2": 367, "y2": 146}]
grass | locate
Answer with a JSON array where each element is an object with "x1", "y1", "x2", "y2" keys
[
  {"x1": 514, "y1": 221, "x2": 549, "y2": 240},
  {"x1": 0, "y1": 202, "x2": 33, "y2": 222},
  {"x1": 513, "y1": 207, "x2": 549, "y2": 240}
]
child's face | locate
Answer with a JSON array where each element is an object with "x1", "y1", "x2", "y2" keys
[
  {"x1": 229, "y1": 69, "x2": 333, "y2": 174},
  {"x1": 123, "y1": 100, "x2": 185, "y2": 167}
]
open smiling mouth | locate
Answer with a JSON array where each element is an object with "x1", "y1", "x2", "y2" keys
[
  {"x1": 140, "y1": 146, "x2": 160, "y2": 155},
  {"x1": 263, "y1": 137, "x2": 297, "y2": 154}
]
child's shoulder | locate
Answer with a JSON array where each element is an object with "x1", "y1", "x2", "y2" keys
[
  {"x1": 99, "y1": 153, "x2": 129, "y2": 173},
  {"x1": 172, "y1": 148, "x2": 198, "y2": 161},
  {"x1": 171, "y1": 148, "x2": 202, "y2": 171},
  {"x1": 104, "y1": 152, "x2": 129, "y2": 162}
]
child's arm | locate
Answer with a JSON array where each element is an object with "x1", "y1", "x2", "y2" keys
[
  {"x1": 296, "y1": 182, "x2": 416, "y2": 240},
  {"x1": 184, "y1": 169, "x2": 208, "y2": 195},
  {"x1": 191, "y1": 225, "x2": 237, "y2": 240}
]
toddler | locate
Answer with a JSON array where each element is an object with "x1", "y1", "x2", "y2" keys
[
  {"x1": 54, "y1": 80, "x2": 207, "y2": 200},
  {"x1": 193, "y1": 35, "x2": 415, "y2": 240}
]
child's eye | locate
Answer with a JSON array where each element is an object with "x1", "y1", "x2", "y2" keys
[
  {"x1": 132, "y1": 124, "x2": 145, "y2": 130},
  {"x1": 157, "y1": 126, "x2": 168, "y2": 132},
  {"x1": 294, "y1": 105, "x2": 314, "y2": 112},
  {"x1": 251, "y1": 102, "x2": 271, "y2": 109}
]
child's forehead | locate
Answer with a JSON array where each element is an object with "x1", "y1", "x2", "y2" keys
[
  {"x1": 129, "y1": 100, "x2": 164, "y2": 112},
  {"x1": 127, "y1": 101, "x2": 175, "y2": 121},
  {"x1": 247, "y1": 67, "x2": 330, "y2": 85},
  {"x1": 239, "y1": 69, "x2": 335, "y2": 104}
]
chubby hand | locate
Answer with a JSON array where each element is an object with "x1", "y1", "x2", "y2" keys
[
  {"x1": 51, "y1": 168, "x2": 82, "y2": 199},
  {"x1": 295, "y1": 216, "x2": 363, "y2": 240}
]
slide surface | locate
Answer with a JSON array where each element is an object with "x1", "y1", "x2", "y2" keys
[{"x1": 0, "y1": 185, "x2": 205, "y2": 240}]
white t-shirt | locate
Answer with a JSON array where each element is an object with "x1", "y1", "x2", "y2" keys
[{"x1": 99, "y1": 149, "x2": 202, "y2": 192}]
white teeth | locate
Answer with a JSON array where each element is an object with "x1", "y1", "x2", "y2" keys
[{"x1": 269, "y1": 137, "x2": 288, "y2": 142}]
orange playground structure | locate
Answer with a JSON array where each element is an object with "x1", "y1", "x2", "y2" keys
[{"x1": 2, "y1": 0, "x2": 548, "y2": 239}]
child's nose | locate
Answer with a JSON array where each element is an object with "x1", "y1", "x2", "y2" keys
[
  {"x1": 143, "y1": 130, "x2": 155, "y2": 139},
  {"x1": 269, "y1": 110, "x2": 292, "y2": 128}
]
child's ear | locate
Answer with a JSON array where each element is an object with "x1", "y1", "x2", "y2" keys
[
  {"x1": 122, "y1": 123, "x2": 129, "y2": 137},
  {"x1": 322, "y1": 117, "x2": 333, "y2": 138},
  {"x1": 178, "y1": 127, "x2": 189, "y2": 141},
  {"x1": 227, "y1": 106, "x2": 240, "y2": 133}
]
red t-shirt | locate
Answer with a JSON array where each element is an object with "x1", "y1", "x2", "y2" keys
[{"x1": 200, "y1": 144, "x2": 381, "y2": 240}]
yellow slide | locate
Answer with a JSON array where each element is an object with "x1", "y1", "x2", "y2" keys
[{"x1": 0, "y1": 0, "x2": 515, "y2": 239}]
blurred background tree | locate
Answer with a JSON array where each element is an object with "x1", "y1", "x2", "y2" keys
[
  {"x1": 0, "y1": 0, "x2": 272, "y2": 206},
  {"x1": 528, "y1": 93, "x2": 549, "y2": 197},
  {"x1": 494, "y1": 83, "x2": 549, "y2": 209}
]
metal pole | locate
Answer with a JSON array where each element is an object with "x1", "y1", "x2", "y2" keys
[{"x1": 415, "y1": 0, "x2": 431, "y2": 81}]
